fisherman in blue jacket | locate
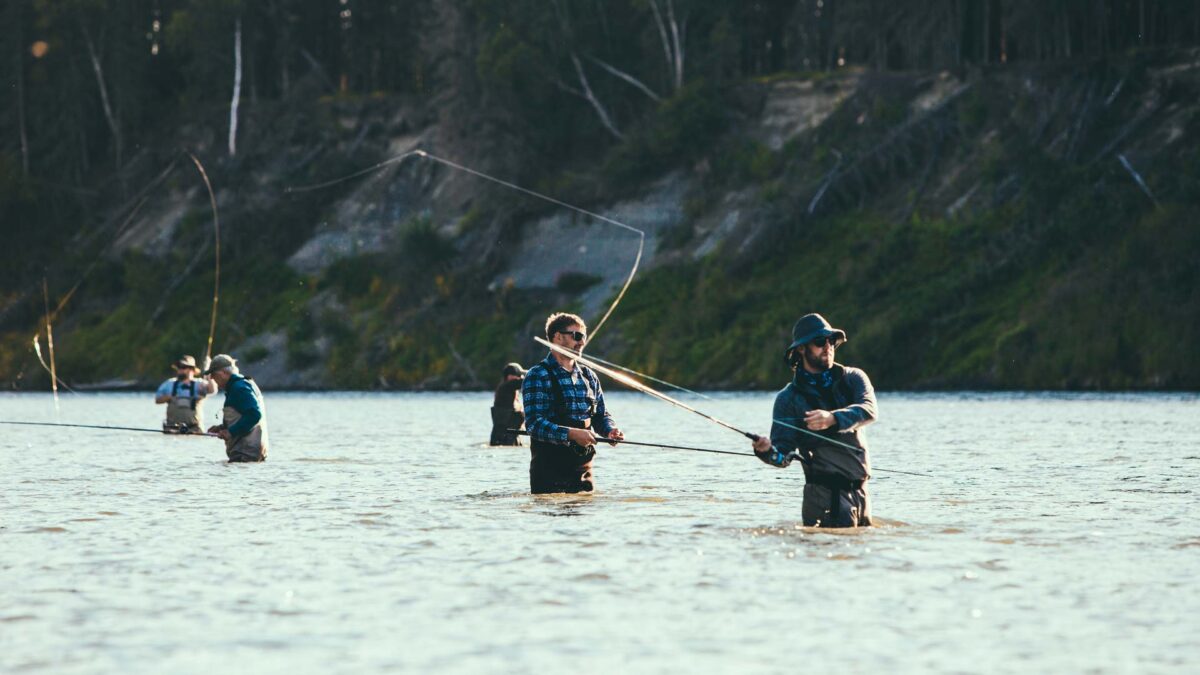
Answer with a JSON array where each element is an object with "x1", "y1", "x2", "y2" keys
[
  {"x1": 204, "y1": 353, "x2": 269, "y2": 463},
  {"x1": 751, "y1": 314, "x2": 877, "y2": 527}
]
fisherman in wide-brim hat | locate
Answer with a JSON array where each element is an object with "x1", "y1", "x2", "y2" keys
[
  {"x1": 749, "y1": 313, "x2": 879, "y2": 528},
  {"x1": 154, "y1": 355, "x2": 217, "y2": 434},
  {"x1": 490, "y1": 362, "x2": 527, "y2": 446}
]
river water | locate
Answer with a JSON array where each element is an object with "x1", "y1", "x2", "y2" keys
[{"x1": 2, "y1": 391, "x2": 1197, "y2": 673}]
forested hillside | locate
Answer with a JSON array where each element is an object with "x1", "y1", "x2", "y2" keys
[{"x1": 2, "y1": 1, "x2": 1198, "y2": 390}]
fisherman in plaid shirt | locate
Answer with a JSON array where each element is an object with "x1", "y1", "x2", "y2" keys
[{"x1": 522, "y1": 312, "x2": 624, "y2": 493}]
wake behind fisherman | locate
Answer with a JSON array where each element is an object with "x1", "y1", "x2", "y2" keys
[
  {"x1": 154, "y1": 355, "x2": 217, "y2": 434},
  {"x1": 203, "y1": 354, "x2": 269, "y2": 463},
  {"x1": 522, "y1": 312, "x2": 624, "y2": 493},
  {"x1": 750, "y1": 313, "x2": 878, "y2": 528}
]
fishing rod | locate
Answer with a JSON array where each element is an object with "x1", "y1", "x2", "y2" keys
[
  {"x1": 579, "y1": 352, "x2": 712, "y2": 400},
  {"x1": 534, "y1": 337, "x2": 931, "y2": 478},
  {"x1": 537, "y1": 336, "x2": 760, "y2": 440},
  {"x1": 0, "y1": 420, "x2": 218, "y2": 437},
  {"x1": 186, "y1": 152, "x2": 221, "y2": 366},
  {"x1": 510, "y1": 430, "x2": 753, "y2": 458},
  {"x1": 284, "y1": 149, "x2": 644, "y2": 342}
]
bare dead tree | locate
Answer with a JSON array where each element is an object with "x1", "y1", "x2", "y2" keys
[
  {"x1": 587, "y1": 56, "x2": 662, "y2": 102},
  {"x1": 79, "y1": 19, "x2": 122, "y2": 172},
  {"x1": 229, "y1": 17, "x2": 243, "y2": 157},
  {"x1": 569, "y1": 53, "x2": 624, "y2": 139},
  {"x1": 648, "y1": 0, "x2": 687, "y2": 91}
]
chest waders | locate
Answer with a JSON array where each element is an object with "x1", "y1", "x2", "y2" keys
[
  {"x1": 790, "y1": 376, "x2": 872, "y2": 528},
  {"x1": 528, "y1": 372, "x2": 596, "y2": 494},
  {"x1": 490, "y1": 381, "x2": 524, "y2": 446},
  {"x1": 489, "y1": 406, "x2": 524, "y2": 446},
  {"x1": 223, "y1": 379, "x2": 268, "y2": 463},
  {"x1": 165, "y1": 380, "x2": 203, "y2": 433}
]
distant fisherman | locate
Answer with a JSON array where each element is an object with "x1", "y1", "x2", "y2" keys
[
  {"x1": 204, "y1": 354, "x2": 269, "y2": 463},
  {"x1": 750, "y1": 314, "x2": 878, "y2": 527},
  {"x1": 522, "y1": 312, "x2": 624, "y2": 493},
  {"x1": 154, "y1": 355, "x2": 217, "y2": 434},
  {"x1": 490, "y1": 362, "x2": 526, "y2": 446}
]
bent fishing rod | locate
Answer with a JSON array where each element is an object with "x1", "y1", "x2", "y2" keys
[
  {"x1": 510, "y1": 428, "x2": 931, "y2": 477},
  {"x1": 286, "y1": 149, "x2": 643, "y2": 343},
  {"x1": 0, "y1": 420, "x2": 219, "y2": 437},
  {"x1": 509, "y1": 430, "x2": 753, "y2": 458},
  {"x1": 533, "y1": 337, "x2": 931, "y2": 478}
]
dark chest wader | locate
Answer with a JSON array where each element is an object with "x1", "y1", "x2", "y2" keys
[
  {"x1": 165, "y1": 380, "x2": 201, "y2": 433},
  {"x1": 489, "y1": 381, "x2": 524, "y2": 446},
  {"x1": 528, "y1": 372, "x2": 596, "y2": 494},
  {"x1": 793, "y1": 376, "x2": 865, "y2": 526}
]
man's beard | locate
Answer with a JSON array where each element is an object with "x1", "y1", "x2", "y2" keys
[{"x1": 803, "y1": 349, "x2": 831, "y2": 372}]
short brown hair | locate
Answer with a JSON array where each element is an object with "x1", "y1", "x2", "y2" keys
[{"x1": 545, "y1": 312, "x2": 586, "y2": 340}]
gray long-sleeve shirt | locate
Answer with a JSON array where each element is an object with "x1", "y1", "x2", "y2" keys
[{"x1": 769, "y1": 364, "x2": 878, "y2": 480}]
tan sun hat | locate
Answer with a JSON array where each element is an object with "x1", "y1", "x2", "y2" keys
[{"x1": 173, "y1": 355, "x2": 200, "y2": 372}]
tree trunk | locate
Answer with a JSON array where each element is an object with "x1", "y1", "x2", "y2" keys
[
  {"x1": 229, "y1": 18, "x2": 242, "y2": 157},
  {"x1": 571, "y1": 53, "x2": 623, "y2": 140},
  {"x1": 648, "y1": 0, "x2": 676, "y2": 91},
  {"x1": 666, "y1": 0, "x2": 685, "y2": 90},
  {"x1": 80, "y1": 20, "x2": 122, "y2": 172}
]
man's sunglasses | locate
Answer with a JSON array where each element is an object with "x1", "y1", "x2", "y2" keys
[
  {"x1": 557, "y1": 330, "x2": 587, "y2": 341},
  {"x1": 807, "y1": 336, "x2": 840, "y2": 347}
]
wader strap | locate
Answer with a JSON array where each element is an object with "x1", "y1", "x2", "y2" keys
[
  {"x1": 170, "y1": 380, "x2": 199, "y2": 410},
  {"x1": 546, "y1": 367, "x2": 595, "y2": 429}
]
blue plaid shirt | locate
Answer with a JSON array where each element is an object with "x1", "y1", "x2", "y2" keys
[{"x1": 522, "y1": 353, "x2": 615, "y2": 444}]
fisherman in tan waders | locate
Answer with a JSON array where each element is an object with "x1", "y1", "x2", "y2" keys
[
  {"x1": 522, "y1": 312, "x2": 623, "y2": 493},
  {"x1": 490, "y1": 362, "x2": 526, "y2": 446},
  {"x1": 203, "y1": 354, "x2": 269, "y2": 463},
  {"x1": 154, "y1": 355, "x2": 217, "y2": 434},
  {"x1": 750, "y1": 313, "x2": 878, "y2": 527}
]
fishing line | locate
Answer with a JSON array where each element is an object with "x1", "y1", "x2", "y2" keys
[
  {"x1": 534, "y1": 336, "x2": 929, "y2": 477},
  {"x1": 0, "y1": 419, "x2": 218, "y2": 436},
  {"x1": 185, "y1": 152, "x2": 221, "y2": 364},
  {"x1": 29, "y1": 153, "x2": 186, "y2": 391},
  {"x1": 284, "y1": 149, "x2": 644, "y2": 342},
  {"x1": 511, "y1": 430, "x2": 751, "y2": 457},
  {"x1": 536, "y1": 336, "x2": 759, "y2": 440},
  {"x1": 579, "y1": 351, "x2": 712, "y2": 400},
  {"x1": 41, "y1": 279, "x2": 61, "y2": 411}
]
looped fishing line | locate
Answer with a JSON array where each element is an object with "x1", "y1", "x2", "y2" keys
[{"x1": 285, "y1": 149, "x2": 644, "y2": 342}]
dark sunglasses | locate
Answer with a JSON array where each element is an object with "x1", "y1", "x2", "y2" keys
[
  {"x1": 557, "y1": 330, "x2": 587, "y2": 341},
  {"x1": 808, "y1": 336, "x2": 840, "y2": 347}
]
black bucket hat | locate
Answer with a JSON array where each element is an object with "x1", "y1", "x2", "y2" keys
[
  {"x1": 502, "y1": 362, "x2": 526, "y2": 377},
  {"x1": 784, "y1": 313, "x2": 847, "y2": 358}
]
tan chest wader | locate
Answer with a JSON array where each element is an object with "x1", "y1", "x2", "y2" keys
[
  {"x1": 790, "y1": 378, "x2": 872, "y2": 528},
  {"x1": 528, "y1": 371, "x2": 596, "y2": 494},
  {"x1": 164, "y1": 379, "x2": 203, "y2": 433},
  {"x1": 223, "y1": 380, "x2": 268, "y2": 463}
]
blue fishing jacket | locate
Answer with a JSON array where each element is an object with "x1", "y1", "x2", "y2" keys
[{"x1": 768, "y1": 363, "x2": 877, "y2": 480}]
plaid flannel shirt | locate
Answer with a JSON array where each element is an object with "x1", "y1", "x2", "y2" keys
[{"x1": 522, "y1": 353, "x2": 615, "y2": 445}]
